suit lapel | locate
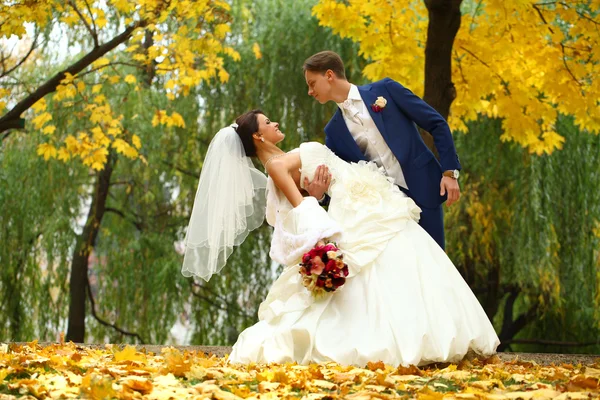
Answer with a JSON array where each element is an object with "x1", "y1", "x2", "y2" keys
[
  {"x1": 358, "y1": 85, "x2": 387, "y2": 139},
  {"x1": 330, "y1": 108, "x2": 365, "y2": 161}
]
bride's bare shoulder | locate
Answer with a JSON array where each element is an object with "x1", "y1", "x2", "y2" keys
[{"x1": 266, "y1": 152, "x2": 301, "y2": 175}]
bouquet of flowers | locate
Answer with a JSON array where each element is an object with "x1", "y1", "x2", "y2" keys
[{"x1": 299, "y1": 242, "x2": 349, "y2": 297}]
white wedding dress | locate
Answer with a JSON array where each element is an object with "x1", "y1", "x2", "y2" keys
[{"x1": 228, "y1": 142, "x2": 500, "y2": 367}]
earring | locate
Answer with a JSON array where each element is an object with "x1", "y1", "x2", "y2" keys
[{"x1": 261, "y1": 137, "x2": 265, "y2": 142}]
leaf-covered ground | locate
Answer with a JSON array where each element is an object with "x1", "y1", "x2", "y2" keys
[{"x1": 1, "y1": 341, "x2": 599, "y2": 399}]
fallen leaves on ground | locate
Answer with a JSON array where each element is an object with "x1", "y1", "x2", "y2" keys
[{"x1": 0, "y1": 341, "x2": 599, "y2": 399}]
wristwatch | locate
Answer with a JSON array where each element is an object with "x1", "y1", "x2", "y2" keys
[{"x1": 443, "y1": 169, "x2": 460, "y2": 180}]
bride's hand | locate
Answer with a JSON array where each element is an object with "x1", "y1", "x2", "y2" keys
[{"x1": 304, "y1": 165, "x2": 332, "y2": 201}]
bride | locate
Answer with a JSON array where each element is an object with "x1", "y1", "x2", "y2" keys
[{"x1": 182, "y1": 109, "x2": 500, "y2": 367}]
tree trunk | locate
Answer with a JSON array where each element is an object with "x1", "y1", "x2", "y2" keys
[
  {"x1": 66, "y1": 154, "x2": 115, "y2": 342},
  {"x1": 497, "y1": 289, "x2": 538, "y2": 351},
  {"x1": 422, "y1": 0, "x2": 463, "y2": 153}
]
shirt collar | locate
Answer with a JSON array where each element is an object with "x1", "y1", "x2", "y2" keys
[{"x1": 337, "y1": 84, "x2": 361, "y2": 110}]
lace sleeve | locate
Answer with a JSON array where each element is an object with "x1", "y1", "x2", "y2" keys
[{"x1": 269, "y1": 197, "x2": 342, "y2": 266}]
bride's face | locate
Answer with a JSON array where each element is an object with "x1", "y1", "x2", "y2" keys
[{"x1": 257, "y1": 114, "x2": 285, "y2": 144}]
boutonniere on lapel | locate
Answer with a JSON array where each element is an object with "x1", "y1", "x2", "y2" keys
[{"x1": 371, "y1": 96, "x2": 387, "y2": 112}]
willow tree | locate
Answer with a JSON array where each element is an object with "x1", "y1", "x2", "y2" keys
[
  {"x1": 0, "y1": 0, "x2": 237, "y2": 342},
  {"x1": 446, "y1": 116, "x2": 600, "y2": 353},
  {"x1": 313, "y1": 0, "x2": 600, "y2": 351}
]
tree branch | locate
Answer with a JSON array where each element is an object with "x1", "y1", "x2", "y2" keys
[
  {"x1": 498, "y1": 289, "x2": 539, "y2": 351},
  {"x1": 82, "y1": 0, "x2": 100, "y2": 40},
  {"x1": 86, "y1": 278, "x2": 146, "y2": 343},
  {"x1": 68, "y1": 0, "x2": 99, "y2": 48},
  {"x1": 189, "y1": 280, "x2": 253, "y2": 319},
  {"x1": 1, "y1": 33, "x2": 39, "y2": 78},
  {"x1": 162, "y1": 160, "x2": 199, "y2": 178},
  {"x1": 532, "y1": 4, "x2": 554, "y2": 33},
  {"x1": 105, "y1": 207, "x2": 144, "y2": 231},
  {"x1": 460, "y1": 46, "x2": 510, "y2": 94},
  {"x1": 0, "y1": 20, "x2": 147, "y2": 138},
  {"x1": 469, "y1": 0, "x2": 484, "y2": 33},
  {"x1": 557, "y1": 2, "x2": 600, "y2": 27},
  {"x1": 560, "y1": 43, "x2": 583, "y2": 87}
]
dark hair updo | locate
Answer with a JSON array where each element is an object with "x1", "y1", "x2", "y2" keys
[{"x1": 235, "y1": 109, "x2": 264, "y2": 157}]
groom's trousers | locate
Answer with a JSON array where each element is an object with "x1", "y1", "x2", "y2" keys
[{"x1": 398, "y1": 186, "x2": 445, "y2": 250}]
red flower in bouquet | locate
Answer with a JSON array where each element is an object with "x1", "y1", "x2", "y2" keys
[{"x1": 299, "y1": 242, "x2": 349, "y2": 298}]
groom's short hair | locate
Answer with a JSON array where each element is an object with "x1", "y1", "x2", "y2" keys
[{"x1": 303, "y1": 51, "x2": 346, "y2": 80}]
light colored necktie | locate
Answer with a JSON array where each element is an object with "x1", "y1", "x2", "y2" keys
[{"x1": 342, "y1": 99, "x2": 363, "y2": 126}]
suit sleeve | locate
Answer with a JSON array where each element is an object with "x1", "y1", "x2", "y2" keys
[{"x1": 383, "y1": 78, "x2": 461, "y2": 172}]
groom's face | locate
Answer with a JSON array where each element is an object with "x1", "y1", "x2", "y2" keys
[{"x1": 305, "y1": 70, "x2": 333, "y2": 104}]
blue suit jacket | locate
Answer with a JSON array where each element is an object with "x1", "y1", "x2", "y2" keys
[{"x1": 325, "y1": 78, "x2": 461, "y2": 209}]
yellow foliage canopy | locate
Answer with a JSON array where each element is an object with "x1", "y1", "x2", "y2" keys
[
  {"x1": 0, "y1": 0, "x2": 238, "y2": 169},
  {"x1": 313, "y1": 0, "x2": 600, "y2": 155}
]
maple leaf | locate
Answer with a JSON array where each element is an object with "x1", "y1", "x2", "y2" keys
[
  {"x1": 113, "y1": 345, "x2": 146, "y2": 363},
  {"x1": 81, "y1": 373, "x2": 116, "y2": 399},
  {"x1": 37, "y1": 143, "x2": 58, "y2": 160}
]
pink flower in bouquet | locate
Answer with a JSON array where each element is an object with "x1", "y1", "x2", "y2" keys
[
  {"x1": 311, "y1": 256, "x2": 325, "y2": 275},
  {"x1": 323, "y1": 244, "x2": 336, "y2": 252}
]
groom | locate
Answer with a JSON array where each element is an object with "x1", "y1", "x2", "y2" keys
[{"x1": 302, "y1": 51, "x2": 461, "y2": 250}]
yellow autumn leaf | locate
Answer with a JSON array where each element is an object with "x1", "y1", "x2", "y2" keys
[
  {"x1": 224, "y1": 46, "x2": 241, "y2": 62},
  {"x1": 165, "y1": 79, "x2": 176, "y2": 90},
  {"x1": 131, "y1": 134, "x2": 142, "y2": 149},
  {"x1": 57, "y1": 148, "x2": 71, "y2": 161},
  {"x1": 60, "y1": 13, "x2": 79, "y2": 26},
  {"x1": 218, "y1": 69, "x2": 229, "y2": 83},
  {"x1": 169, "y1": 111, "x2": 186, "y2": 128},
  {"x1": 95, "y1": 17, "x2": 107, "y2": 28},
  {"x1": 152, "y1": 110, "x2": 166, "y2": 127},
  {"x1": 42, "y1": 125, "x2": 57, "y2": 135},
  {"x1": 123, "y1": 145, "x2": 138, "y2": 158},
  {"x1": 93, "y1": 57, "x2": 111, "y2": 69},
  {"x1": 112, "y1": 138, "x2": 129, "y2": 154},
  {"x1": 112, "y1": 0, "x2": 133, "y2": 13},
  {"x1": 65, "y1": 135, "x2": 79, "y2": 152},
  {"x1": 214, "y1": 23, "x2": 230, "y2": 39},
  {"x1": 37, "y1": 143, "x2": 58, "y2": 160},
  {"x1": 124, "y1": 74, "x2": 137, "y2": 84},
  {"x1": 252, "y1": 42, "x2": 262, "y2": 60},
  {"x1": 32, "y1": 98, "x2": 47, "y2": 113},
  {"x1": 32, "y1": 112, "x2": 52, "y2": 129}
]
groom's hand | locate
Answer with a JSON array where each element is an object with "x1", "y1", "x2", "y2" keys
[
  {"x1": 440, "y1": 176, "x2": 461, "y2": 206},
  {"x1": 304, "y1": 165, "x2": 331, "y2": 201}
]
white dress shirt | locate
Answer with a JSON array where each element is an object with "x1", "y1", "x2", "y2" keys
[{"x1": 337, "y1": 84, "x2": 409, "y2": 189}]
